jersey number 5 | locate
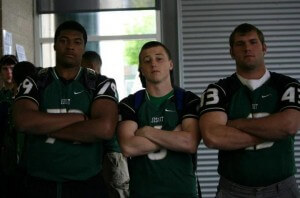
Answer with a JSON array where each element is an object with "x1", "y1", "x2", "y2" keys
[{"x1": 147, "y1": 125, "x2": 167, "y2": 160}]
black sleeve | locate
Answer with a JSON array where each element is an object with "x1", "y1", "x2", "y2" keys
[
  {"x1": 199, "y1": 74, "x2": 240, "y2": 117},
  {"x1": 118, "y1": 94, "x2": 137, "y2": 122},
  {"x1": 199, "y1": 82, "x2": 228, "y2": 116},
  {"x1": 275, "y1": 74, "x2": 300, "y2": 111},
  {"x1": 15, "y1": 76, "x2": 40, "y2": 106},
  {"x1": 181, "y1": 91, "x2": 200, "y2": 120},
  {"x1": 94, "y1": 76, "x2": 118, "y2": 103}
]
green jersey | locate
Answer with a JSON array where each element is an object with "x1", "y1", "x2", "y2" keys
[
  {"x1": 103, "y1": 134, "x2": 121, "y2": 153},
  {"x1": 15, "y1": 67, "x2": 118, "y2": 182},
  {"x1": 119, "y1": 89, "x2": 200, "y2": 198},
  {"x1": 0, "y1": 88, "x2": 13, "y2": 103},
  {"x1": 200, "y1": 71, "x2": 300, "y2": 186}
]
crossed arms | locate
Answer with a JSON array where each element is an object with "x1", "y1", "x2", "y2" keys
[
  {"x1": 199, "y1": 108, "x2": 300, "y2": 150},
  {"x1": 117, "y1": 118, "x2": 201, "y2": 157},
  {"x1": 13, "y1": 98, "x2": 118, "y2": 143}
]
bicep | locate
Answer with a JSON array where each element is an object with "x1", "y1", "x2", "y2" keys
[
  {"x1": 282, "y1": 108, "x2": 300, "y2": 124},
  {"x1": 276, "y1": 108, "x2": 300, "y2": 135},
  {"x1": 13, "y1": 99, "x2": 39, "y2": 132},
  {"x1": 199, "y1": 111, "x2": 228, "y2": 140},
  {"x1": 90, "y1": 98, "x2": 118, "y2": 139},
  {"x1": 13, "y1": 99, "x2": 39, "y2": 120},
  {"x1": 117, "y1": 120, "x2": 138, "y2": 144},
  {"x1": 91, "y1": 98, "x2": 118, "y2": 121},
  {"x1": 182, "y1": 117, "x2": 201, "y2": 141},
  {"x1": 199, "y1": 111, "x2": 227, "y2": 130}
]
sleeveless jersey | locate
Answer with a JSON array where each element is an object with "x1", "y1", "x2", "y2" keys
[
  {"x1": 119, "y1": 89, "x2": 200, "y2": 198},
  {"x1": 200, "y1": 72, "x2": 300, "y2": 186},
  {"x1": 15, "y1": 67, "x2": 118, "y2": 182}
]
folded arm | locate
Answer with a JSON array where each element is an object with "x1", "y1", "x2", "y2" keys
[
  {"x1": 228, "y1": 108, "x2": 300, "y2": 140},
  {"x1": 135, "y1": 118, "x2": 201, "y2": 153},
  {"x1": 117, "y1": 120, "x2": 161, "y2": 157},
  {"x1": 13, "y1": 99, "x2": 84, "y2": 135},
  {"x1": 49, "y1": 99, "x2": 118, "y2": 142},
  {"x1": 199, "y1": 111, "x2": 264, "y2": 150}
]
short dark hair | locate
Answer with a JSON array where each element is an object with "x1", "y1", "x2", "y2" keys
[
  {"x1": 0, "y1": 55, "x2": 18, "y2": 69},
  {"x1": 229, "y1": 23, "x2": 265, "y2": 48},
  {"x1": 54, "y1": 20, "x2": 87, "y2": 45},
  {"x1": 13, "y1": 61, "x2": 37, "y2": 85},
  {"x1": 138, "y1": 41, "x2": 174, "y2": 88},
  {"x1": 82, "y1": 51, "x2": 102, "y2": 66}
]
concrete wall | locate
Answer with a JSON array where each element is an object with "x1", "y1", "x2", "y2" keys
[{"x1": 1, "y1": 0, "x2": 34, "y2": 62}]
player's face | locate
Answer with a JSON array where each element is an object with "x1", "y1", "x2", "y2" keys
[
  {"x1": 0, "y1": 64, "x2": 14, "y2": 84},
  {"x1": 139, "y1": 46, "x2": 173, "y2": 86},
  {"x1": 230, "y1": 30, "x2": 266, "y2": 73},
  {"x1": 54, "y1": 30, "x2": 85, "y2": 68}
]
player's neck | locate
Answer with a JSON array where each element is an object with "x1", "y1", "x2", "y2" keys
[
  {"x1": 237, "y1": 66, "x2": 266, "y2": 80},
  {"x1": 146, "y1": 82, "x2": 173, "y2": 97},
  {"x1": 55, "y1": 65, "x2": 80, "y2": 80}
]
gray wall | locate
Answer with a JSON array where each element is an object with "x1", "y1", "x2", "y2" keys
[
  {"x1": 1, "y1": 0, "x2": 34, "y2": 62},
  {"x1": 160, "y1": 0, "x2": 180, "y2": 86}
]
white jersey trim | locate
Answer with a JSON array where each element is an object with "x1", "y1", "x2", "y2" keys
[{"x1": 15, "y1": 95, "x2": 39, "y2": 106}]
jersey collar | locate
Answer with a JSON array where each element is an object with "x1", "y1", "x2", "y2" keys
[
  {"x1": 237, "y1": 70, "x2": 270, "y2": 91},
  {"x1": 52, "y1": 67, "x2": 82, "y2": 81}
]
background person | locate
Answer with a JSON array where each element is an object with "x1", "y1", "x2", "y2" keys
[
  {"x1": 82, "y1": 50, "x2": 129, "y2": 198},
  {"x1": 0, "y1": 54, "x2": 18, "y2": 198},
  {"x1": 82, "y1": 51, "x2": 102, "y2": 74}
]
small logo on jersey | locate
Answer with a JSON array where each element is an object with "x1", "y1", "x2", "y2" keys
[
  {"x1": 261, "y1": 94, "x2": 271, "y2": 98},
  {"x1": 252, "y1": 104, "x2": 258, "y2": 110},
  {"x1": 61, "y1": 99, "x2": 70, "y2": 105},
  {"x1": 151, "y1": 116, "x2": 164, "y2": 124},
  {"x1": 74, "y1": 90, "x2": 85, "y2": 95},
  {"x1": 165, "y1": 109, "x2": 176, "y2": 112}
]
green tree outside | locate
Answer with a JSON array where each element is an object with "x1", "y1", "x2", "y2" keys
[{"x1": 124, "y1": 14, "x2": 156, "y2": 66}]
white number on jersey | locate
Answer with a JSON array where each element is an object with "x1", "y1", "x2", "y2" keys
[
  {"x1": 201, "y1": 88, "x2": 219, "y2": 107},
  {"x1": 246, "y1": 112, "x2": 274, "y2": 150},
  {"x1": 299, "y1": 88, "x2": 300, "y2": 104},
  {"x1": 147, "y1": 125, "x2": 167, "y2": 160},
  {"x1": 98, "y1": 82, "x2": 110, "y2": 95},
  {"x1": 97, "y1": 81, "x2": 118, "y2": 99},
  {"x1": 22, "y1": 79, "x2": 33, "y2": 94},
  {"x1": 281, "y1": 87, "x2": 296, "y2": 103},
  {"x1": 45, "y1": 108, "x2": 83, "y2": 144}
]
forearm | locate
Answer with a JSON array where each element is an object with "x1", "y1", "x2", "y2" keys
[
  {"x1": 228, "y1": 109, "x2": 300, "y2": 140},
  {"x1": 119, "y1": 135, "x2": 161, "y2": 157},
  {"x1": 49, "y1": 118, "x2": 117, "y2": 143},
  {"x1": 205, "y1": 125, "x2": 263, "y2": 150},
  {"x1": 14, "y1": 109, "x2": 84, "y2": 135},
  {"x1": 138, "y1": 126, "x2": 199, "y2": 153}
]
